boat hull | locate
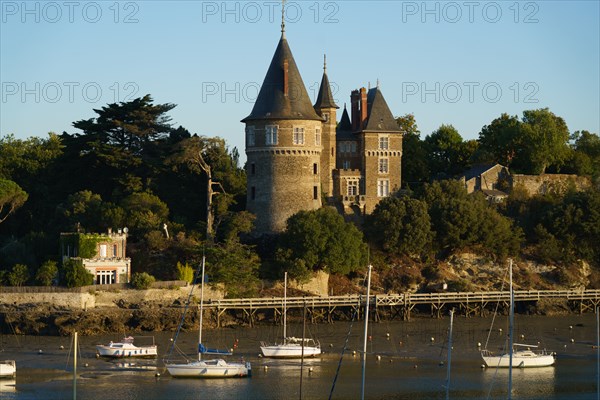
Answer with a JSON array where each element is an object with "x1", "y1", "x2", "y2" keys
[
  {"x1": 0, "y1": 361, "x2": 16, "y2": 378},
  {"x1": 482, "y1": 351, "x2": 555, "y2": 368},
  {"x1": 96, "y1": 344, "x2": 158, "y2": 358},
  {"x1": 260, "y1": 344, "x2": 321, "y2": 358},
  {"x1": 166, "y1": 359, "x2": 251, "y2": 378}
]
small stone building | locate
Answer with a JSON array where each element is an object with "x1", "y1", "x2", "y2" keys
[
  {"x1": 460, "y1": 164, "x2": 510, "y2": 202},
  {"x1": 60, "y1": 228, "x2": 131, "y2": 285}
]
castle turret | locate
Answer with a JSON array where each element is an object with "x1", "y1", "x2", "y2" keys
[
  {"x1": 313, "y1": 55, "x2": 339, "y2": 201},
  {"x1": 242, "y1": 27, "x2": 323, "y2": 234}
]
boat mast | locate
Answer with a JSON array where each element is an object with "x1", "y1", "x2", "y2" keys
[
  {"x1": 73, "y1": 331, "x2": 77, "y2": 400},
  {"x1": 198, "y1": 255, "x2": 206, "y2": 362},
  {"x1": 361, "y1": 265, "x2": 372, "y2": 400},
  {"x1": 445, "y1": 309, "x2": 454, "y2": 400},
  {"x1": 283, "y1": 271, "x2": 287, "y2": 340},
  {"x1": 508, "y1": 258, "x2": 514, "y2": 400},
  {"x1": 597, "y1": 306, "x2": 599, "y2": 400}
]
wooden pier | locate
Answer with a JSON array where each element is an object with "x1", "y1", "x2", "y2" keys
[{"x1": 205, "y1": 289, "x2": 600, "y2": 327}]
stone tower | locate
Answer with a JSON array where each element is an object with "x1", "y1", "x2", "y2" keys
[
  {"x1": 313, "y1": 56, "x2": 339, "y2": 202},
  {"x1": 241, "y1": 28, "x2": 324, "y2": 234}
]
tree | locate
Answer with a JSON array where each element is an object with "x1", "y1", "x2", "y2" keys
[
  {"x1": 478, "y1": 113, "x2": 522, "y2": 166},
  {"x1": 121, "y1": 192, "x2": 169, "y2": 232},
  {"x1": 365, "y1": 196, "x2": 433, "y2": 256},
  {"x1": 424, "y1": 125, "x2": 475, "y2": 178},
  {"x1": 396, "y1": 114, "x2": 429, "y2": 185},
  {"x1": 176, "y1": 261, "x2": 194, "y2": 284},
  {"x1": 0, "y1": 179, "x2": 28, "y2": 224},
  {"x1": 277, "y1": 208, "x2": 368, "y2": 279},
  {"x1": 8, "y1": 264, "x2": 29, "y2": 286},
  {"x1": 35, "y1": 260, "x2": 58, "y2": 286},
  {"x1": 131, "y1": 272, "x2": 156, "y2": 289},
  {"x1": 206, "y1": 239, "x2": 261, "y2": 298},
  {"x1": 519, "y1": 108, "x2": 570, "y2": 174},
  {"x1": 63, "y1": 259, "x2": 94, "y2": 287}
]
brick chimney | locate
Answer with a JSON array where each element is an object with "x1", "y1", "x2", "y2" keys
[
  {"x1": 360, "y1": 87, "x2": 368, "y2": 128},
  {"x1": 351, "y1": 90, "x2": 360, "y2": 131}
]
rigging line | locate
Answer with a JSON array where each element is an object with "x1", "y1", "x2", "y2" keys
[
  {"x1": 165, "y1": 251, "x2": 205, "y2": 361},
  {"x1": 329, "y1": 268, "x2": 369, "y2": 400},
  {"x1": 483, "y1": 266, "x2": 509, "y2": 350}
]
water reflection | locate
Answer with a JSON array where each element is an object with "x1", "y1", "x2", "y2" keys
[
  {"x1": 0, "y1": 378, "x2": 17, "y2": 393},
  {"x1": 481, "y1": 366, "x2": 556, "y2": 398}
]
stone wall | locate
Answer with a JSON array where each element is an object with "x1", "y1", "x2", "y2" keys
[{"x1": 511, "y1": 174, "x2": 591, "y2": 196}]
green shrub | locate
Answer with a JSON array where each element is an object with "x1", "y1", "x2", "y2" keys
[
  {"x1": 64, "y1": 259, "x2": 94, "y2": 288},
  {"x1": 176, "y1": 262, "x2": 194, "y2": 284},
  {"x1": 35, "y1": 260, "x2": 58, "y2": 286},
  {"x1": 8, "y1": 264, "x2": 29, "y2": 286},
  {"x1": 131, "y1": 272, "x2": 155, "y2": 290}
]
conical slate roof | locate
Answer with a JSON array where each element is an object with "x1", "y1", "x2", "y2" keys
[
  {"x1": 314, "y1": 71, "x2": 338, "y2": 110},
  {"x1": 242, "y1": 36, "x2": 322, "y2": 122},
  {"x1": 364, "y1": 88, "x2": 402, "y2": 132},
  {"x1": 336, "y1": 104, "x2": 353, "y2": 140}
]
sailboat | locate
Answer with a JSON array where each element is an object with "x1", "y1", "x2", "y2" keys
[
  {"x1": 481, "y1": 259, "x2": 555, "y2": 368},
  {"x1": 0, "y1": 317, "x2": 16, "y2": 378},
  {"x1": 260, "y1": 272, "x2": 321, "y2": 358},
  {"x1": 165, "y1": 256, "x2": 251, "y2": 378}
]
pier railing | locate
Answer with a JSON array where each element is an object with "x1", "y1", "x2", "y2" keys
[{"x1": 207, "y1": 289, "x2": 600, "y2": 325}]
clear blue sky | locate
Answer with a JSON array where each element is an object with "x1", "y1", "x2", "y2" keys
[{"x1": 1, "y1": 1, "x2": 599, "y2": 164}]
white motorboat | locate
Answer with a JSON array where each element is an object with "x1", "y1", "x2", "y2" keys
[
  {"x1": 482, "y1": 343, "x2": 555, "y2": 368},
  {"x1": 0, "y1": 360, "x2": 16, "y2": 378},
  {"x1": 260, "y1": 272, "x2": 321, "y2": 358},
  {"x1": 96, "y1": 336, "x2": 158, "y2": 358},
  {"x1": 165, "y1": 255, "x2": 251, "y2": 378}
]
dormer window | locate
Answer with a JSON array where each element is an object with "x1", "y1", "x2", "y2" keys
[{"x1": 323, "y1": 113, "x2": 330, "y2": 122}]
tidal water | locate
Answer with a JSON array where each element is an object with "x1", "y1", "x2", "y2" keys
[{"x1": 1, "y1": 314, "x2": 599, "y2": 399}]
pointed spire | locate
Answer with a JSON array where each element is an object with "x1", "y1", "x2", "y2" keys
[
  {"x1": 314, "y1": 54, "x2": 339, "y2": 110},
  {"x1": 338, "y1": 103, "x2": 352, "y2": 132}
]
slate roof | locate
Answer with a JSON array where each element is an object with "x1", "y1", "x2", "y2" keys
[
  {"x1": 461, "y1": 164, "x2": 501, "y2": 181},
  {"x1": 336, "y1": 105, "x2": 354, "y2": 140},
  {"x1": 314, "y1": 71, "x2": 338, "y2": 110},
  {"x1": 363, "y1": 88, "x2": 402, "y2": 132},
  {"x1": 242, "y1": 36, "x2": 322, "y2": 122}
]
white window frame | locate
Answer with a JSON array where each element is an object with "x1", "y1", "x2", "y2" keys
[
  {"x1": 347, "y1": 180, "x2": 359, "y2": 196},
  {"x1": 265, "y1": 125, "x2": 278, "y2": 145},
  {"x1": 315, "y1": 128, "x2": 321, "y2": 146},
  {"x1": 246, "y1": 126, "x2": 255, "y2": 146},
  {"x1": 377, "y1": 179, "x2": 390, "y2": 197},
  {"x1": 293, "y1": 127, "x2": 305, "y2": 145},
  {"x1": 379, "y1": 158, "x2": 389, "y2": 174},
  {"x1": 379, "y1": 135, "x2": 389, "y2": 150},
  {"x1": 99, "y1": 244, "x2": 107, "y2": 258}
]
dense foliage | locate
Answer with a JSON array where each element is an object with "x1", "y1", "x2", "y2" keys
[{"x1": 1, "y1": 97, "x2": 598, "y2": 293}]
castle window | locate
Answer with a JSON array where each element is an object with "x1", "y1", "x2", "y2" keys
[
  {"x1": 251, "y1": 186, "x2": 256, "y2": 200},
  {"x1": 313, "y1": 186, "x2": 318, "y2": 200},
  {"x1": 251, "y1": 163, "x2": 256, "y2": 175},
  {"x1": 351, "y1": 142, "x2": 357, "y2": 153},
  {"x1": 343, "y1": 160, "x2": 350, "y2": 169},
  {"x1": 113, "y1": 244, "x2": 118, "y2": 257},
  {"x1": 246, "y1": 126, "x2": 255, "y2": 146},
  {"x1": 323, "y1": 113, "x2": 330, "y2": 122},
  {"x1": 347, "y1": 180, "x2": 359, "y2": 196},
  {"x1": 315, "y1": 128, "x2": 321, "y2": 146},
  {"x1": 379, "y1": 136, "x2": 389, "y2": 150},
  {"x1": 377, "y1": 179, "x2": 390, "y2": 197},
  {"x1": 293, "y1": 127, "x2": 305, "y2": 145},
  {"x1": 313, "y1": 163, "x2": 318, "y2": 175},
  {"x1": 99, "y1": 244, "x2": 107, "y2": 258},
  {"x1": 379, "y1": 158, "x2": 389, "y2": 174},
  {"x1": 265, "y1": 125, "x2": 278, "y2": 145}
]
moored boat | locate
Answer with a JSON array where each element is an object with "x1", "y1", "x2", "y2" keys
[
  {"x1": 96, "y1": 336, "x2": 157, "y2": 358},
  {"x1": 482, "y1": 343, "x2": 555, "y2": 368},
  {"x1": 0, "y1": 360, "x2": 16, "y2": 378}
]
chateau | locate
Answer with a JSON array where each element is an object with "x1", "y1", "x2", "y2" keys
[{"x1": 243, "y1": 26, "x2": 403, "y2": 234}]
